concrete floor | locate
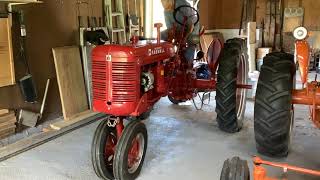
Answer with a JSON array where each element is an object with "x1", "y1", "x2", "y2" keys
[{"x1": 0, "y1": 95, "x2": 319, "y2": 180}]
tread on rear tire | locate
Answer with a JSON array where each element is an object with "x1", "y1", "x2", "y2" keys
[
  {"x1": 216, "y1": 38, "x2": 248, "y2": 133},
  {"x1": 254, "y1": 52, "x2": 295, "y2": 157}
]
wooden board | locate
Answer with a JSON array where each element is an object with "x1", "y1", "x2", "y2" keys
[
  {"x1": 0, "y1": 118, "x2": 16, "y2": 129},
  {"x1": 0, "y1": 18, "x2": 15, "y2": 87},
  {"x1": 0, "y1": 112, "x2": 15, "y2": 124},
  {"x1": 50, "y1": 110, "x2": 98, "y2": 130},
  {"x1": 52, "y1": 46, "x2": 89, "y2": 120},
  {"x1": 0, "y1": 109, "x2": 9, "y2": 116},
  {"x1": 0, "y1": 129, "x2": 15, "y2": 139},
  {"x1": 248, "y1": 44, "x2": 256, "y2": 72},
  {"x1": 0, "y1": 113, "x2": 105, "y2": 161},
  {"x1": 0, "y1": 0, "x2": 42, "y2": 3},
  {"x1": 302, "y1": 0, "x2": 320, "y2": 30},
  {"x1": 0, "y1": 124, "x2": 15, "y2": 135},
  {"x1": 247, "y1": 22, "x2": 256, "y2": 44}
]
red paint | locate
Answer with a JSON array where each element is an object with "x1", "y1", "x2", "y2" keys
[
  {"x1": 154, "y1": 23, "x2": 163, "y2": 44},
  {"x1": 128, "y1": 137, "x2": 140, "y2": 168},
  {"x1": 91, "y1": 23, "x2": 250, "y2": 119},
  {"x1": 92, "y1": 41, "x2": 175, "y2": 117},
  {"x1": 116, "y1": 119, "x2": 124, "y2": 139}
]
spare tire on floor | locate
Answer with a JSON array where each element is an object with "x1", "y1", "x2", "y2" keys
[{"x1": 220, "y1": 157, "x2": 250, "y2": 180}]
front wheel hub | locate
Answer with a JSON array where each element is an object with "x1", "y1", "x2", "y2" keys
[{"x1": 128, "y1": 133, "x2": 145, "y2": 174}]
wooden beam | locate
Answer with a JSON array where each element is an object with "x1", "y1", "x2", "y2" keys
[
  {"x1": 50, "y1": 111, "x2": 98, "y2": 130},
  {"x1": 0, "y1": 109, "x2": 9, "y2": 116},
  {"x1": 0, "y1": 113, "x2": 106, "y2": 162},
  {"x1": 0, "y1": 0, "x2": 42, "y2": 3}
]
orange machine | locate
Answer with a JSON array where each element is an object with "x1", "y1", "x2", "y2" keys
[
  {"x1": 291, "y1": 27, "x2": 320, "y2": 128},
  {"x1": 220, "y1": 26, "x2": 320, "y2": 180},
  {"x1": 253, "y1": 157, "x2": 320, "y2": 180}
]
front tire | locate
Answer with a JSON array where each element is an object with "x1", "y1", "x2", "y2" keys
[
  {"x1": 113, "y1": 121, "x2": 148, "y2": 180},
  {"x1": 220, "y1": 157, "x2": 250, "y2": 180},
  {"x1": 216, "y1": 38, "x2": 248, "y2": 133},
  {"x1": 254, "y1": 52, "x2": 295, "y2": 157},
  {"x1": 91, "y1": 118, "x2": 117, "y2": 180}
]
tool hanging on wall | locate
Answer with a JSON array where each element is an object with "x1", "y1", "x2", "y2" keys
[
  {"x1": 273, "y1": 0, "x2": 277, "y2": 49},
  {"x1": 279, "y1": 0, "x2": 284, "y2": 51},
  {"x1": 17, "y1": 10, "x2": 37, "y2": 103},
  {"x1": 239, "y1": 0, "x2": 245, "y2": 35},
  {"x1": 239, "y1": 0, "x2": 256, "y2": 35},
  {"x1": 19, "y1": 79, "x2": 50, "y2": 127}
]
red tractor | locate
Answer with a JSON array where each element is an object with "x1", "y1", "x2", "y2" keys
[
  {"x1": 220, "y1": 26, "x2": 320, "y2": 180},
  {"x1": 91, "y1": 5, "x2": 250, "y2": 180}
]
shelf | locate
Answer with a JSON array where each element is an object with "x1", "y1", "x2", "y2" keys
[{"x1": 0, "y1": 0, "x2": 42, "y2": 4}]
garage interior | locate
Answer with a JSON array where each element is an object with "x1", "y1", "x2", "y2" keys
[{"x1": 0, "y1": 0, "x2": 320, "y2": 180}]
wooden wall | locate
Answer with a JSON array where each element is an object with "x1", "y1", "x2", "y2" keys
[
  {"x1": 0, "y1": 0, "x2": 102, "y2": 120},
  {"x1": 200, "y1": 0, "x2": 242, "y2": 29},
  {"x1": 200, "y1": 0, "x2": 320, "y2": 31}
]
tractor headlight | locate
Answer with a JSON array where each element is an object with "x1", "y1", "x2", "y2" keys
[{"x1": 293, "y1": 26, "x2": 308, "y2": 40}]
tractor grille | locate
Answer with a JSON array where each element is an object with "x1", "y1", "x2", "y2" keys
[
  {"x1": 92, "y1": 61, "x2": 107, "y2": 101},
  {"x1": 112, "y1": 62, "x2": 137, "y2": 103}
]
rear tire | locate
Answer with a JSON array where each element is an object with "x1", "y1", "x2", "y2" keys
[
  {"x1": 216, "y1": 38, "x2": 248, "y2": 133},
  {"x1": 254, "y1": 52, "x2": 295, "y2": 157},
  {"x1": 168, "y1": 95, "x2": 185, "y2": 104},
  {"x1": 220, "y1": 157, "x2": 250, "y2": 180}
]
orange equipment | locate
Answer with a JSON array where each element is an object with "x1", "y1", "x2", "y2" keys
[
  {"x1": 291, "y1": 27, "x2": 320, "y2": 128},
  {"x1": 221, "y1": 156, "x2": 320, "y2": 180},
  {"x1": 253, "y1": 157, "x2": 320, "y2": 180},
  {"x1": 221, "y1": 26, "x2": 320, "y2": 180}
]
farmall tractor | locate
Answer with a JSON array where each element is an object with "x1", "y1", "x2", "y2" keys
[
  {"x1": 91, "y1": 5, "x2": 250, "y2": 180},
  {"x1": 220, "y1": 27, "x2": 320, "y2": 180}
]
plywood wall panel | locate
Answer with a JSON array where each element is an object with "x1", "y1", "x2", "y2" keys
[
  {"x1": 52, "y1": 46, "x2": 88, "y2": 120},
  {"x1": 200, "y1": 0, "x2": 243, "y2": 29},
  {"x1": 302, "y1": 0, "x2": 320, "y2": 30}
]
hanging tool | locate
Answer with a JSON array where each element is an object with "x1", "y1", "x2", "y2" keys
[
  {"x1": 273, "y1": 0, "x2": 277, "y2": 49},
  {"x1": 17, "y1": 10, "x2": 37, "y2": 103},
  {"x1": 279, "y1": 0, "x2": 284, "y2": 51},
  {"x1": 19, "y1": 79, "x2": 50, "y2": 127},
  {"x1": 239, "y1": 0, "x2": 245, "y2": 35},
  {"x1": 261, "y1": 19, "x2": 265, "y2": 47}
]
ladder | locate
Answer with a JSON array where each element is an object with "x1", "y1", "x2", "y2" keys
[
  {"x1": 104, "y1": 0, "x2": 127, "y2": 44},
  {"x1": 126, "y1": 0, "x2": 141, "y2": 39}
]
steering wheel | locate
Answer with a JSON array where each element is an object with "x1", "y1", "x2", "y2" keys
[{"x1": 173, "y1": 5, "x2": 200, "y2": 26}]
